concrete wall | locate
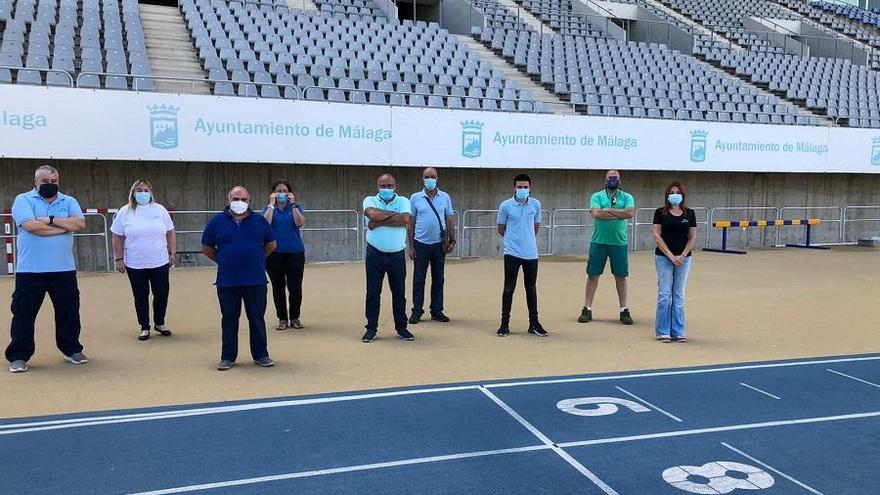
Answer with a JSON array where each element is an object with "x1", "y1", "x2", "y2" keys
[
  {"x1": 2, "y1": 159, "x2": 879, "y2": 273},
  {"x1": 440, "y1": 0, "x2": 483, "y2": 35}
]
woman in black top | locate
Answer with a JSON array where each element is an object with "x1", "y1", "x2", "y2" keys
[{"x1": 652, "y1": 182, "x2": 697, "y2": 343}]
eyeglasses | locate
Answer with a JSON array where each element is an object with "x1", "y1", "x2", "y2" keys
[{"x1": 231, "y1": 197, "x2": 249, "y2": 202}]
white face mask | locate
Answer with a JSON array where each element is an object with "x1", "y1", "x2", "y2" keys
[{"x1": 229, "y1": 200, "x2": 249, "y2": 215}]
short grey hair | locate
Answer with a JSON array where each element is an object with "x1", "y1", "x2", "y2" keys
[{"x1": 35, "y1": 165, "x2": 59, "y2": 178}]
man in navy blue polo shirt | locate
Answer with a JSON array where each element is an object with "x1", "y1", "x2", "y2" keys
[
  {"x1": 496, "y1": 173, "x2": 548, "y2": 338},
  {"x1": 202, "y1": 186, "x2": 277, "y2": 371},
  {"x1": 6, "y1": 165, "x2": 87, "y2": 373}
]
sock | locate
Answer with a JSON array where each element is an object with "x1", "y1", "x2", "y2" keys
[
  {"x1": 584, "y1": 306, "x2": 591, "y2": 311},
  {"x1": 620, "y1": 307, "x2": 628, "y2": 312}
]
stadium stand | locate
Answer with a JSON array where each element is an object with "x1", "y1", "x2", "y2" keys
[{"x1": 776, "y1": 0, "x2": 880, "y2": 68}]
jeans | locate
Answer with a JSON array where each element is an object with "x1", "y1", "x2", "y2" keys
[
  {"x1": 411, "y1": 240, "x2": 445, "y2": 317},
  {"x1": 216, "y1": 285, "x2": 269, "y2": 362},
  {"x1": 501, "y1": 255, "x2": 539, "y2": 325},
  {"x1": 266, "y1": 252, "x2": 305, "y2": 321},
  {"x1": 654, "y1": 255, "x2": 692, "y2": 338},
  {"x1": 125, "y1": 264, "x2": 170, "y2": 330},
  {"x1": 364, "y1": 244, "x2": 407, "y2": 333},
  {"x1": 6, "y1": 271, "x2": 83, "y2": 362}
]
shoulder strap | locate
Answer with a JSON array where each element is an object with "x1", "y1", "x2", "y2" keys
[{"x1": 423, "y1": 194, "x2": 446, "y2": 240}]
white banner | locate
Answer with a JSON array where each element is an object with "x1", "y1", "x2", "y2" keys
[{"x1": 1, "y1": 85, "x2": 878, "y2": 173}]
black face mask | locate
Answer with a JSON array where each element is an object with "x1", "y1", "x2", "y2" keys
[
  {"x1": 605, "y1": 178, "x2": 620, "y2": 190},
  {"x1": 38, "y1": 183, "x2": 59, "y2": 198}
]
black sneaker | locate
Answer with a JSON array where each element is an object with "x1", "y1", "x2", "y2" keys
[
  {"x1": 431, "y1": 312, "x2": 450, "y2": 322},
  {"x1": 397, "y1": 328, "x2": 415, "y2": 341},
  {"x1": 577, "y1": 307, "x2": 592, "y2": 323},
  {"x1": 528, "y1": 323, "x2": 549, "y2": 337},
  {"x1": 497, "y1": 325, "x2": 510, "y2": 337},
  {"x1": 361, "y1": 330, "x2": 376, "y2": 343},
  {"x1": 408, "y1": 313, "x2": 421, "y2": 325},
  {"x1": 620, "y1": 309, "x2": 634, "y2": 325}
]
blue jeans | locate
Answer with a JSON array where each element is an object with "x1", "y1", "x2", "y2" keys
[{"x1": 654, "y1": 256, "x2": 692, "y2": 338}]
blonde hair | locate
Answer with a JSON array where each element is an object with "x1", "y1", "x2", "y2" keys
[{"x1": 127, "y1": 179, "x2": 156, "y2": 210}]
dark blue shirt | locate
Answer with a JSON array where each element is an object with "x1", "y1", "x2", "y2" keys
[
  {"x1": 201, "y1": 209, "x2": 276, "y2": 287},
  {"x1": 261, "y1": 204, "x2": 305, "y2": 253}
]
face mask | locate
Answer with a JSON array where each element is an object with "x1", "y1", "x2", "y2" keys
[
  {"x1": 515, "y1": 188, "x2": 530, "y2": 200},
  {"x1": 423, "y1": 178, "x2": 437, "y2": 191},
  {"x1": 276, "y1": 193, "x2": 288, "y2": 203},
  {"x1": 605, "y1": 178, "x2": 620, "y2": 190},
  {"x1": 667, "y1": 193, "x2": 683, "y2": 206},
  {"x1": 38, "y1": 183, "x2": 58, "y2": 198},
  {"x1": 134, "y1": 192, "x2": 151, "y2": 205},
  {"x1": 229, "y1": 200, "x2": 249, "y2": 215},
  {"x1": 378, "y1": 188, "x2": 395, "y2": 201}
]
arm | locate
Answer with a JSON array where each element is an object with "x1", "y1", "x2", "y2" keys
[
  {"x1": 20, "y1": 219, "x2": 68, "y2": 236},
  {"x1": 681, "y1": 227, "x2": 697, "y2": 258},
  {"x1": 407, "y1": 219, "x2": 417, "y2": 260},
  {"x1": 49, "y1": 215, "x2": 86, "y2": 232},
  {"x1": 365, "y1": 208, "x2": 410, "y2": 228},
  {"x1": 263, "y1": 205, "x2": 274, "y2": 224},
  {"x1": 497, "y1": 224, "x2": 506, "y2": 237},
  {"x1": 534, "y1": 222, "x2": 540, "y2": 235},
  {"x1": 444, "y1": 214, "x2": 456, "y2": 254},
  {"x1": 166, "y1": 229, "x2": 177, "y2": 267},
  {"x1": 608, "y1": 207, "x2": 635, "y2": 220},
  {"x1": 201, "y1": 245, "x2": 217, "y2": 262},
  {"x1": 652, "y1": 224, "x2": 676, "y2": 261},
  {"x1": 112, "y1": 233, "x2": 126, "y2": 273},
  {"x1": 264, "y1": 240, "x2": 277, "y2": 257},
  {"x1": 292, "y1": 205, "x2": 305, "y2": 227}
]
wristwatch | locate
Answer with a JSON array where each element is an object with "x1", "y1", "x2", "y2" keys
[
  {"x1": 267, "y1": 205, "x2": 275, "y2": 210},
  {"x1": 48, "y1": 215, "x2": 55, "y2": 225}
]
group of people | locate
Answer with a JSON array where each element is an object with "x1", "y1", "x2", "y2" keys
[{"x1": 5, "y1": 165, "x2": 697, "y2": 373}]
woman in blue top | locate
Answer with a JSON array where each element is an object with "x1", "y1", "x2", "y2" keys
[{"x1": 262, "y1": 179, "x2": 306, "y2": 330}]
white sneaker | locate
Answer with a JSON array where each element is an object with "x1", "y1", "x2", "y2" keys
[
  {"x1": 9, "y1": 360, "x2": 28, "y2": 373},
  {"x1": 63, "y1": 352, "x2": 89, "y2": 365}
]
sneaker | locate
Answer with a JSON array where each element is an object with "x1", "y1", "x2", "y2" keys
[
  {"x1": 528, "y1": 323, "x2": 549, "y2": 337},
  {"x1": 217, "y1": 359, "x2": 235, "y2": 371},
  {"x1": 620, "y1": 309, "x2": 634, "y2": 325},
  {"x1": 408, "y1": 313, "x2": 421, "y2": 325},
  {"x1": 577, "y1": 307, "x2": 592, "y2": 323},
  {"x1": 290, "y1": 319, "x2": 303, "y2": 330},
  {"x1": 657, "y1": 335, "x2": 672, "y2": 343},
  {"x1": 275, "y1": 320, "x2": 288, "y2": 331},
  {"x1": 138, "y1": 329, "x2": 150, "y2": 341},
  {"x1": 254, "y1": 356, "x2": 275, "y2": 367},
  {"x1": 362, "y1": 330, "x2": 376, "y2": 343},
  {"x1": 9, "y1": 360, "x2": 28, "y2": 373},
  {"x1": 497, "y1": 325, "x2": 510, "y2": 337},
  {"x1": 397, "y1": 328, "x2": 415, "y2": 341},
  {"x1": 154, "y1": 325, "x2": 172, "y2": 337},
  {"x1": 673, "y1": 336, "x2": 688, "y2": 343},
  {"x1": 431, "y1": 312, "x2": 450, "y2": 322},
  {"x1": 63, "y1": 352, "x2": 89, "y2": 365}
]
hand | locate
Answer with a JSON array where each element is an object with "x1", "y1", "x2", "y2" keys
[
  {"x1": 408, "y1": 246, "x2": 417, "y2": 261},
  {"x1": 367, "y1": 219, "x2": 376, "y2": 230},
  {"x1": 168, "y1": 253, "x2": 176, "y2": 268},
  {"x1": 673, "y1": 255, "x2": 684, "y2": 266},
  {"x1": 445, "y1": 240, "x2": 456, "y2": 254},
  {"x1": 290, "y1": 193, "x2": 297, "y2": 205},
  {"x1": 268, "y1": 193, "x2": 277, "y2": 204},
  {"x1": 114, "y1": 259, "x2": 126, "y2": 273}
]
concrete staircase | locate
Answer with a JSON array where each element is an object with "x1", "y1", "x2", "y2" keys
[
  {"x1": 641, "y1": 0, "x2": 746, "y2": 52},
  {"x1": 140, "y1": 4, "x2": 210, "y2": 95},
  {"x1": 458, "y1": 34, "x2": 576, "y2": 115}
]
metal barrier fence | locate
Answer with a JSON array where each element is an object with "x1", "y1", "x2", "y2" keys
[
  {"x1": 843, "y1": 206, "x2": 880, "y2": 244},
  {"x1": 632, "y1": 206, "x2": 709, "y2": 252},
  {"x1": 779, "y1": 206, "x2": 844, "y2": 246},
  {"x1": 461, "y1": 209, "x2": 552, "y2": 257}
]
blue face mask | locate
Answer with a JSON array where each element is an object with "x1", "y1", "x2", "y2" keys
[
  {"x1": 515, "y1": 188, "x2": 530, "y2": 200},
  {"x1": 378, "y1": 188, "x2": 395, "y2": 201},
  {"x1": 423, "y1": 178, "x2": 437, "y2": 190},
  {"x1": 276, "y1": 193, "x2": 288, "y2": 203},
  {"x1": 667, "y1": 193, "x2": 683, "y2": 206},
  {"x1": 134, "y1": 192, "x2": 151, "y2": 205}
]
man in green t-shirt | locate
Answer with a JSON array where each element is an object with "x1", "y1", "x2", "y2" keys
[{"x1": 579, "y1": 170, "x2": 635, "y2": 325}]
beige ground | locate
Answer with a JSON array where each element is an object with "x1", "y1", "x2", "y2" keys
[{"x1": 0, "y1": 247, "x2": 878, "y2": 420}]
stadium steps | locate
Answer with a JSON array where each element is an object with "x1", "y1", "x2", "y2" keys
[
  {"x1": 457, "y1": 34, "x2": 576, "y2": 114},
  {"x1": 770, "y1": 0, "x2": 875, "y2": 53},
  {"x1": 640, "y1": 0, "x2": 746, "y2": 52},
  {"x1": 499, "y1": 0, "x2": 558, "y2": 33},
  {"x1": 140, "y1": 4, "x2": 211, "y2": 94},
  {"x1": 286, "y1": 0, "x2": 321, "y2": 12}
]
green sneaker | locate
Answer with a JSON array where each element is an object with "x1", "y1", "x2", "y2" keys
[
  {"x1": 620, "y1": 309, "x2": 634, "y2": 325},
  {"x1": 577, "y1": 307, "x2": 592, "y2": 323}
]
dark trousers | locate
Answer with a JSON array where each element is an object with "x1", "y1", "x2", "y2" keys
[
  {"x1": 216, "y1": 285, "x2": 268, "y2": 362},
  {"x1": 6, "y1": 271, "x2": 83, "y2": 363},
  {"x1": 125, "y1": 264, "x2": 170, "y2": 330},
  {"x1": 501, "y1": 255, "x2": 539, "y2": 325},
  {"x1": 265, "y1": 251, "x2": 305, "y2": 321},
  {"x1": 364, "y1": 244, "x2": 407, "y2": 333},
  {"x1": 411, "y1": 240, "x2": 445, "y2": 317}
]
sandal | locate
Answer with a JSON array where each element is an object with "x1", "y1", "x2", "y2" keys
[
  {"x1": 138, "y1": 329, "x2": 151, "y2": 341},
  {"x1": 276, "y1": 320, "x2": 288, "y2": 331},
  {"x1": 154, "y1": 325, "x2": 172, "y2": 337},
  {"x1": 290, "y1": 319, "x2": 303, "y2": 329}
]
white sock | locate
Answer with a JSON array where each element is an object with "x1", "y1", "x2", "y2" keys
[
  {"x1": 584, "y1": 306, "x2": 592, "y2": 311},
  {"x1": 620, "y1": 307, "x2": 628, "y2": 312}
]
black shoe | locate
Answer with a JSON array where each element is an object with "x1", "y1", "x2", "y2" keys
[
  {"x1": 528, "y1": 323, "x2": 549, "y2": 337},
  {"x1": 397, "y1": 328, "x2": 415, "y2": 341},
  {"x1": 138, "y1": 329, "x2": 150, "y2": 341},
  {"x1": 431, "y1": 312, "x2": 450, "y2": 322},
  {"x1": 408, "y1": 313, "x2": 421, "y2": 325},
  {"x1": 497, "y1": 325, "x2": 510, "y2": 337},
  {"x1": 620, "y1": 309, "x2": 634, "y2": 326},
  {"x1": 362, "y1": 330, "x2": 376, "y2": 343}
]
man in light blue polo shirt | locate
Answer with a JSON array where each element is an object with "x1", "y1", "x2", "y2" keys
[
  {"x1": 408, "y1": 167, "x2": 456, "y2": 325},
  {"x1": 6, "y1": 165, "x2": 88, "y2": 373},
  {"x1": 496, "y1": 173, "x2": 548, "y2": 338},
  {"x1": 362, "y1": 173, "x2": 413, "y2": 343}
]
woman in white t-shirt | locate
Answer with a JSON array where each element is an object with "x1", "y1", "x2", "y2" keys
[{"x1": 111, "y1": 179, "x2": 176, "y2": 341}]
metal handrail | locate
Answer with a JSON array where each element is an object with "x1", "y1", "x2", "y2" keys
[
  {"x1": 779, "y1": 206, "x2": 845, "y2": 246},
  {"x1": 842, "y1": 205, "x2": 880, "y2": 244},
  {"x1": 299, "y1": 209, "x2": 362, "y2": 260},
  {"x1": 0, "y1": 66, "x2": 74, "y2": 87},
  {"x1": 461, "y1": 208, "x2": 551, "y2": 257},
  {"x1": 707, "y1": 206, "x2": 781, "y2": 249},
  {"x1": 300, "y1": 84, "x2": 540, "y2": 111},
  {"x1": 76, "y1": 72, "x2": 303, "y2": 97}
]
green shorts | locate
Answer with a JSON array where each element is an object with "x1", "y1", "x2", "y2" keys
[{"x1": 587, "y1": 242, "x2": 629, "y2": 277}]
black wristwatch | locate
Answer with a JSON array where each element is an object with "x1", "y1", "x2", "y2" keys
[{"x1": 48, "y1": 215, "x2": 55, "y2": 226}]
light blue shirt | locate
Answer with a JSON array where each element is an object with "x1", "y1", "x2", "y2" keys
[
  {"x1": 497, "y1": 197, "x2": 542, "y2": 260},
  {"x1": 11, "y1": 190, "x2": 84, "y2": 273},
  {"x1": 410, "y1": 189, "x2": 453, "y2": 245},
  {"x1": 364, "y1": 194, "x2": 411, "y2": 253}
]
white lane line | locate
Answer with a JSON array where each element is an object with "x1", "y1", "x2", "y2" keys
[
  {"x1": 477, "y1": 386, "x2": 620, "y2": 495},
  {"x1": 739, "y1": 382, "x2": 782, "y2": 400},
  {"x1": 559, "y1": 410, "x2": 880, "y2": 448},
  {"x1": 614, "y1": 386, "x2": 683, "y2": 423},
  {"x1": 485, "y1": 355, "x2": 880, "y2": 389},
  {"x1": 721, "y1": 442, "x2": 825, "y2": 495},
  {"x1": 826, "y1": 369, "x2": 880, "y2": 389},
  {"x1": 124, "y1": 444, "x2": 551, "y2": 495}
]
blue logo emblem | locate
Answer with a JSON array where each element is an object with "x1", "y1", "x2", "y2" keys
[
  {"x1": 461, "y1": 121, "x2": 484, "y2": 159},
  {"x1": 690, "y1": 130, "x2": 708, "y2": 163},
  {"x1": 148, "y1": 105, "x2": 180, "y2": 150},
  {"x1": 872, "y1": 137, "x2": 880, "y2": 166}
]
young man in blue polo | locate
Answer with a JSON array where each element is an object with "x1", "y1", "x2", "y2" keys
[
  {"x1": 7, "y1": 165, "x2": 88, "y2": 373},
  {"x1": 496, "y1": 173, "x2": 548, "y2": 337},
  {"x1": 202, "y1": 186, "x2": 277, "y2": 371},
  {"x1": 362, "y1": 173, "x2": 414, "y2": 343}
]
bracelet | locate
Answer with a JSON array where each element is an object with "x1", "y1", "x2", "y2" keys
[
  {"x1": 114, "y1": 257, "x2": 124, "y2": 261},
  {"x1": 449, "y1": 239, "x2": 457, "y2": 243}
]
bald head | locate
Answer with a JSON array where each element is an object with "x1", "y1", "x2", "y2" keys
[
  {"x1": 377, "y1": 174, "x2": 396, "y2": 187},
  {"x1": 227, "y1": 186, "x2": 250, "y2": 202}
]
